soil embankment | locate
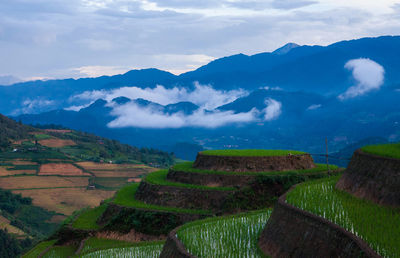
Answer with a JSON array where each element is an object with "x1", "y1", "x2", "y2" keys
[{"x1": 336, "y1": 149, "x2": 400, "y2": 206}]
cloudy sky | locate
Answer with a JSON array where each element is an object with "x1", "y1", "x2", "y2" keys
[{"x1": 1, "y1": 0, "x2": 399, "y2": 81}]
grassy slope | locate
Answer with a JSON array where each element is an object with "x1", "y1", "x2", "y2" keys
[
  {"x1": 80, "y1": 238, "x2": 164, "y2": 256},
  {"x1": 22, "y1": 240, "x2": 57, "y2": 258},
  {"x1": 112, "y1": 183, "x2": 211, "y2": 215},
  {"x1": 145, "y1": 169, "x2": 235, "y2": 191},
  {"x1": 201, "y1": 149, "x2": 306, "y2": 156},
  {"x1": 361, "y1": 142, "x2": 400, "y2": 159},
  {"x1": 173, "y1": 162, "x2": 338, "y2": 176},
  {"x1": 286, "y1": 176, "x2": 400, "y2": 257},
  {"x1": 72, "y1": 205, "x2": 108, "y2": 230},
  {"x1": 177, "y1": 209, "x2": 272, "y2": 257}
]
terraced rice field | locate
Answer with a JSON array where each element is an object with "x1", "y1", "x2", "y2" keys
[
  {"x1": 286, "y1": 176, "x2": 400, "y2": 257},
  {"x1": 76, "y1": 162, "x2": 149, "y2": 171},
  {"x1": 362, "y1": 142, "x2": 400, "y2": 159},
  {"x1": 80, "y1": 241, "x2": 164, "y2": 258},
  {"x1": 201, "y1": 149, "x2": 306, "y2": 156},
  {"x1": 177, "y1": 209, "x2": 272, "y2": 257},
  {"x1": 173, "y1": 162, "x2": 338, "y2": 176}
]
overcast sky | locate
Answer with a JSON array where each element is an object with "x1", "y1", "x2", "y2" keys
[{"x1": 1, "y1": 0, "x2": 399, "y2": 81}]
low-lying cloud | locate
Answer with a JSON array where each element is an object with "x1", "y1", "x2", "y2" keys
[
  {"x1": 107, "y1": 102, "x2": 259, "y2": 129},
  {"x1": 263, "y1": 98, "x2": 282, "y2": 121},
  {"x1": 71, "y1": 82, "x2": 248, "y2": 110},
  {"x1": 338, "y1": 58, "x2": 385, "y2": 100}
]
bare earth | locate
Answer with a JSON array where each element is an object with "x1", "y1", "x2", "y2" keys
[
  {"x1": 0, "y1": 176, "x2": 88, "y2": 189},
  {"x1": 13, "y1": 188, "x2": 115, "y2": 216},
  {"x1": 38, "y1": 139, "x2": 76, "y2": 148},
  {"x1": 39, "y1": 163, "x2": 88, "y2": 176}
]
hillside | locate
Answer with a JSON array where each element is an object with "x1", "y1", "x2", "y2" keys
[{"x1": 0, "y1": 115, "x2": 175, "y2": 256}]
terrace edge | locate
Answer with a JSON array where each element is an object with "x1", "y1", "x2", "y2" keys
[
  {"x1": 258, "y1": 185, "x2": 380, "y2": 258},
  {"x1": 193, "y1": 153, "x2": 315, "y2": 172},
  {"x1": 159, "y1": 225, "x2": 196, "y2": 258},
  {"x1": 336, "y1": 149, "x2": 400, "y2": 206}
]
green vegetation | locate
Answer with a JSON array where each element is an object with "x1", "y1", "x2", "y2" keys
[
  {"x1": 286, "y1": 176, "x2": 400, "y2": 257},
  {"x1": 201, "y1": 149, "x2": 305, "y2": 156},
  {"x1": 173, "y1": 162, "x2": 338, "y2": 176},
  {"x1": 113, "y1": 183, "x2": 211, "y2": 215},
  {"x1": 177, "y1": 209, "x2": 272, "y2": 257},
  {"x1": 0, "y1": 228, "x2": 32, "y2": 258},
  {"x1": 145, "y1": 169, "x2": 235, "y2": 191},
  {"x1": 0, "y1": 114, "x2": 33, "y2": 150},
  {"x1": 362, "y1": 142, "x2": 400, "y2": 159},
  {"x1": 80, "y1": 241, "x2": 164, "y2": 258},
  {"x1": 22, "y1": 240, "x2": 57, "y2": 258},
  {"x1": 34, "y1": 134, "x2": 52, "y2": 140},
  {"x1": 72, "y1": 204, "x2": 108, "y2": 230},
  {"x1": 42, "y1": 245, "x2": 76, "y2": 258},
  {"x1": 93, "y1": 177, "x2": 130, "y2": 190}
]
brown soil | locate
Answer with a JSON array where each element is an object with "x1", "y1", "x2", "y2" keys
[
  {"x1": 38, "y1": 139, "x2": 76, "y2": 148},
  {"x1": 14, "y1": 188, "x2": 114, "y2": 215},
  {"x1": 91, "y1": 170, "x2": 145, "y2": 178},
  {"x1": 4, "y1": 160, "x2": 37, "y2": 165},
  {"x1": 44, "y1": 129, "x2": 72, "y2": 134},
  {"x1": 0, "y1": 176, "x2": 88, "y2": 189},
  {"x1": 76, "y1": 162, "x2": 151, "y2": 171},
  {"x1": 95, "y1": 229, "x2": 166, "y2": 242},
  {"x1": 193, "y1": 153, "x2": 315, "y2": 172},
  {"x1": 127, "y1": 178, "x2": 142, "y2": 183},
  {"x1": 336, "y1": 149, "x2": 400, "y2": 207},
  {"x1": 39, "y1": 163, "x2": 86, "y2": 176}
]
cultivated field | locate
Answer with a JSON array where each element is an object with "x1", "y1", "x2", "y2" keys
[
  {"x1": 44, "y1": 129, "x2": 72, "y2": 134},
  {"x1": 39, "y1": 163, "x2": 87, "y2": 176},
  {"x1": 0, "y1": 176, "x2": 88, "y2": 189},
  {"x1": 4, "y1": 160, "x2": 37, "y2": 165},
  {"x1": 0, "y1": 168, "x2": 36, "y2": 176},
  {"x1": 76, "y1": 162, "x2": 150, "y2": 171},
  {"x1": 90, "y1": 170, "x2": 145, "y2": 178},
  {"x1": 0, "y1": 215, "x2": 26, "y2": 236},
  {"x1": 13, "y1": 188, "x2": 115, "y2": 216},
  {"x1": 38, "y1": 139, "x2": 76, "y2": 148}
]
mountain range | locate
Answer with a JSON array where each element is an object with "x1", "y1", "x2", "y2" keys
[{"x1": 2, "y1": 35, "x2": 400, "y2": 160}]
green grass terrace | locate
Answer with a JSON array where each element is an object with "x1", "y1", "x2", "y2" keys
[
  {"x1": 361, "y1": 142, "x2": 400, "y2": 159},
  {"x1": 177, "y1": 209, "x2": 272, "y2": 257},
  {"x1": 172, "y1": 162, "x2": 338, "y2": 176},
  {"x1": 286, "y1": 176, "x2": 400, "y2": 257},
  {"x1": 112, "y1": 183, "x2": 212, "y2": 215},
  {"x1": 145, "y1": 169, "x2": 235, "y2": 191},
  {"x1": 200, "y1": 149, "x2": 306, "y2": 156}
]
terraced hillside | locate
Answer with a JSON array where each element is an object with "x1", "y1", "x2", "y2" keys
[
  {"x1": 259, "y1": 144, "x2": 400, "y2": 258},
  {"x1": 0, "y1": 114, "x2": 175, "y2": 256},
  {"x1": 30, "y1": 149, "x2": 338, "y2": 257}
]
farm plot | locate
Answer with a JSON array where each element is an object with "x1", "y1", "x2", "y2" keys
[
  {"x1": 90, "y1": 170, "x2": 146, "y2": 178},
  {"x1": 80, "y1": 241, "x2": 164, "y2": 258},
  {"x1": 0, "y1": 215, "x2": 27, "y2": 236},
  {"x1": 0, "y1": 176, "x2": 88, "y2": 189},
  {"x1": 13, "y1": 188, "x2": 115, "y2": 215},
  {"x1": 177, "y1": 209, "x2": 272, "y2": 257},
  {"x1": 38, "y1": 139, "x2": 76, "y2": 148},
  {"x1": 39, "y1": 163, "x2": 88, "y2": 176},
  {"x1": 93, "y1": 177, "x2": 132, "y2": 190},
  {"x1": 76, "y1": 162, "x2": 150, "y2": 171},
  {"x1": 286, "y1": 176, "x2": 400, "y2": 257}
]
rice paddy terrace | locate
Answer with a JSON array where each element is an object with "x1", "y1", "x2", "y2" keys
[
  {"x1": 27, "y1": 149, "x2": 338, "y2": 257},
  {"x1": 258, "y1": 144, "x2": 400, "y2": 258}
]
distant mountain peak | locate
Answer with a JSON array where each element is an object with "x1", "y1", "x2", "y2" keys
[{"x1": 272, "y1": 43, "x2": 300, "y2": 55}]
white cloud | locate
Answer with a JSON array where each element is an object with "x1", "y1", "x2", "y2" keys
[
  {"x1": 71, "y1": 65, "x2": 134, "y2": 78},
  {"x1": 338, "y1": 58, "x2": 385, "y2": 100},
  {"x1": 18, "y1": 98, "x2": 56, "y2": 114},
  {"x1": 263, "y1": 98, "x2": 282, "y2": 120},
  {"x1": 107, "y1": 102, "x2": 258, "y2": 128},
  {"x1": 71, "y1": 82, "x2": 248, "y2": 110},
  {"x1": 307, "y1": 104, "x2": 321, "y2": 110}
]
